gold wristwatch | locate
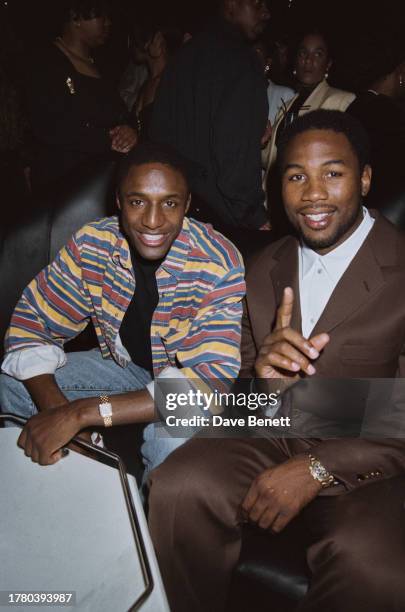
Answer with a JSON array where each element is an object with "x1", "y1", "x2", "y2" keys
[
  {"x1": 99, "y1": 395, "x2": 113, "y2": 427},
  {"x1": 308, "y1": 454, "x2": 334, "y2": 488}
]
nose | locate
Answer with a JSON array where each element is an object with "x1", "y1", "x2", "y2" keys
[
  {"x1": 142, "y1": 204, "x2": 165, "y2": 230},
  {"x1": 302, "y1": 177, "x2": 328, "y2": 203}
]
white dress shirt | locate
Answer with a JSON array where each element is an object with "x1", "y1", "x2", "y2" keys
[{"x1": 299, "y1": 207, "x2": 374, "y2": 339}]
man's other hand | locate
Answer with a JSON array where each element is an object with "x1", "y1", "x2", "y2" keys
[
  {"x1": 255, "y1": 287, "x2": 329, "y2": 379},
  {"x1": 17, "y1": 404, "x2": 83, "y2": 465},
  {"x1": 241, "y1": 455, "x2": 321, "y2": 532}
]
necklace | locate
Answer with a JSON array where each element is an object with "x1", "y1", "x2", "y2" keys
[{"x1": 56, "y1": 37, "x2": 94, "y2": 64}]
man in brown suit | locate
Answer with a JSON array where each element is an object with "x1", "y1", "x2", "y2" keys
[{"x1": 148, "y1": 110, "x2": 405, "y2": 612}]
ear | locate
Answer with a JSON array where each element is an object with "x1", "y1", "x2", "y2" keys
[
  {"x1": 185, "y1": 193, "x2": 191, "y2": 215},
  {"x1": 360, "y1": 164, "x2": 372, "y2": 197},
  {"x1": 326, "y1": 59, "x2": 333, "y2": 72}
]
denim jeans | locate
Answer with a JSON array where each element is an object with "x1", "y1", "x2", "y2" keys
[{"x1": 0, "y1": 350, "x2": 188, "y2": 476}]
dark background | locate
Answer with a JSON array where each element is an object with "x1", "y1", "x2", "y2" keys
[{"x1": 2, "y1": 0, "x2": 403, "y2": 89}]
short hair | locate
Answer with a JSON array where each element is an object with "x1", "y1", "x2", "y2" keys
[
  {"x1": 116, "y1": 142, "x2": 190, "y2": 195},
  {"x1": 277, "y1": 109, "x2": 371, "y2": 171},
  {"x1": 54, "y1": 0, "x2": 111, "y2": 33},
  {"x1": 66, "y1": 0, "x2": 110, "y2": 20}
]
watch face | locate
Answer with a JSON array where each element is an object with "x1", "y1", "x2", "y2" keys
[
  {"x1": 311, "y1": 461, "x2": 329, "y2": 482},
  {"x1": 99, "y1": 402, "x2": 113, "y2": 418}
]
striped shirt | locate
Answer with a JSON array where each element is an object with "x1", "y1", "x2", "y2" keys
[{"x1": 4, "y1": 216, "x2": 245, "y2": 385}]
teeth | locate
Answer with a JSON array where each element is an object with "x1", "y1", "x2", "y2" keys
[
  {"x1": 142, "y1": 234, "x2": 164, "y2": 242},
  {"x1": 306, "y1": 213, "x2": 330, "y2": 221}
]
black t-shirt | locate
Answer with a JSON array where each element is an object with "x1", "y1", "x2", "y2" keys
[{"x1": 119, "y1": 249, "x2": 163, "y2": 374}]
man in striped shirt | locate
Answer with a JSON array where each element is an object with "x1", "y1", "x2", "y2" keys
[{"x1": 0, "y1": 143, "x2": 245, "y2": 472}]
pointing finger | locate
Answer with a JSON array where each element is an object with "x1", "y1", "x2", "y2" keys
[{"x1": 275, "y1": 287, "x2": 294, "y2": 330}]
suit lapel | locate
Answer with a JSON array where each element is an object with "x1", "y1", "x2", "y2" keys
[{"x1": 311, "y1": 227, "x2": 385, "y2": 336}]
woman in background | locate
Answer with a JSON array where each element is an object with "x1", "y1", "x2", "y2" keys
[
  {"x1": 131, "y1": 21, "x2": 184, "y2": 140},
  {"x1": 264, "y1": 29, "x2": 355, "y2": 173},
  {"x1": 25, "y1": 0, "x2": 137, "y2": 192}
]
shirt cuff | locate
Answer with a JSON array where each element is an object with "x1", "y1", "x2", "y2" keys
[
  {"x1": 146, "y1": 366, "x2": 188, "y2": 399},
  {"x1": 1, "y1": 346, "x2": 67, "y2": 380}
]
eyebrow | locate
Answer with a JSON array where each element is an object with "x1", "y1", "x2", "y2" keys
[
  {"x1": 283, "y1": 159, "x2": 346, "y2": 172},
  {"x1": 299, "y1": 46, "x2": 326, "y2": 53},
  {"x1": 124, "y1": 191, "x2": 181, "y2": 198}
]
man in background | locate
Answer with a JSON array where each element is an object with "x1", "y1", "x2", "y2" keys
[{"x1": 150, "y1": 0, "x2": 270, "y2": 236}]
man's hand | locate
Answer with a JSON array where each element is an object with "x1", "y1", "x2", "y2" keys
[
  {"x1": 17, "y1": 403, "x2": 83, "y2": 465},
  {"x1": 241, "y1": 455, "x2": 321, "y2": 532},
  {"x1": 255, "y1": 287, "x2": 330, "y2": 380},
  {"x1": 109, "y1": 125, "x2": 138, "y2": 153}
]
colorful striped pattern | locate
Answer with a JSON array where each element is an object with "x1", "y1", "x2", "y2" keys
[{"x1": 5, "y1": 216, "x2": 245, "y2": 384}]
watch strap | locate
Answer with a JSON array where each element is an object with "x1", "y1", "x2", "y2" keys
[{"x1": 99, "y1": 395, "x2": 113, "y2": 427}]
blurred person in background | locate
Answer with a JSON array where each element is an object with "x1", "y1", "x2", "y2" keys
[
  {"x1": 347, "y1": 36, "x2": 405, "y2": 210},
  {"x1": 264, "y1": 29, "x2": 356, "y2": 172},
  {"x1": 119, "y1": 22, "x2": 148, "y2": 113},
  {"x1": 150, "y1": 0, "x2": 271, "y2": 245},
  {"x1": 25, "y1": 0, "x2": 137, "y2": 193},
  {"x1": 0, "y1": 11, "x2": 29, "y2": 205},
  {"x1": 254, "y1": 36, "x2": 295, "y2": 131},
  {"x1": 131, "y1": 19, "x2": 184, "y2": 140}
]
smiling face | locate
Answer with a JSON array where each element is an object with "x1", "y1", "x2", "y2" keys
[
  {"x1": 117, "y1": 163, "x2": 190, "y2": 260},
  {"x1": 281, "y1": 129, "x2": 372, "y2": 254},
  {"x1": 295, "y1": 33, "x2": 331, "y2": 87}
]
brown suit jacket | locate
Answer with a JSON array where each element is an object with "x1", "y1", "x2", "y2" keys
[{"x1": 241, "y1": 211, "x2": 405, "y2": 492}]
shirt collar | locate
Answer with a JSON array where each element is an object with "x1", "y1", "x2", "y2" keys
[
  {"x1": 300, "y1": 207, "x2": 374, "y2": 282},
  {"x1": 112, "y1": 217, "x2": 192, "y2": 278}
]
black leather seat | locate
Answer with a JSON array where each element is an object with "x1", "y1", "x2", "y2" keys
[
  {"x1": 1, "y1": 163, "x2": 405, "y2": 610},
  {"x1": 227, "y1": 520, "x2": 311, "y2": 612},
  {"x1": 0, "y1": 159, "x2": 116, "y2": 354}
]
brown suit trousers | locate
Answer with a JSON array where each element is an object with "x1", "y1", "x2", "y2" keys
[{"x1": 149, "y1": 436, "x2": 405, "y2": 612}]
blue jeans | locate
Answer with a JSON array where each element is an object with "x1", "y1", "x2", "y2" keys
[{"x1": 0, "y1": 350, "x2": 188, "y2": 476}]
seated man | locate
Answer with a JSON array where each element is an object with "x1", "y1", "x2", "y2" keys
[
  {"x1": 148, "y1": 110, "x2": 405, "y2": 612},
  {"x1": 0, "y1": 142, "x2": 245, "y2": 472}
]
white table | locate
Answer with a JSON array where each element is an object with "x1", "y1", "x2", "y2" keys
[{"x1": 0, "y1": 426, "x2": 170, "y2": 612}]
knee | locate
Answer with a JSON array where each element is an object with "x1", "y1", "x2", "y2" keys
[
  {"x1": 324, "y1": 525, "x2": 405, "y2": 592},
  {"x1": 148, "y1": 440, "x2": 235, "y2": 523}
]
